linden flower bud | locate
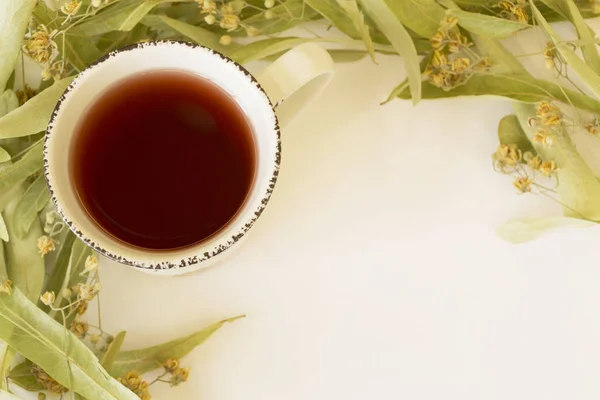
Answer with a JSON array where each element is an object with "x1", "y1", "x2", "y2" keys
[
  {"x1": 220, "y1": 14, "x2": 240, "y2": 31},
  {"x1": 40, "y1": 291, "x2": 55, "y2": 306},
  {"x1": 0, "y1": 280, "x2": 13, "y2": 295},
  {"x1": 264, "y1": 9, "x2": 276, "y2": 19},
  {"x1": 90, "y1": 334, "x2": 101, "y2": 345},
  {"x1": 219, "y1": 35, "x2": 232, "y2": 45},
  {"x1": 201, "y1": 0, "x2": 216, "y2": 14},
  {"x1": 37, "y1": 236, "x2": 56, "y2": 256},
  {"x1": 38, "y1": 392, "x2": 46, "y2": 400},
  {"x1": 246, "y1": 26, "x2": 259, "y2": 37},
  {"x1": 61, "y1": 287, "x2": 72, "y2": 298},
  {"x1": 265, "y1": 0, "x2": 275, "y2": 8},
  {"x1": 92, "y1": 0, "x2": 102, "y2": 7},
  {"x1": 83, "y1": 254, "x2": 99, "y2": 274},
  {"x1": 164, "y1": 358, "x2": 180, "y2": 373},
  {"x1": 204, "y1": 14, "x2": 216, "y2": 24}
]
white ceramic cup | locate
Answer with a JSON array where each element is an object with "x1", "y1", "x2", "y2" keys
[{"x1": 44, "y1": 40, "x2": 334, "y2": 275}]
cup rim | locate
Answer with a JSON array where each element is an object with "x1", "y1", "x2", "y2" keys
[{"x1": 43, "y1": 40, "x2": 281, "y2": 272}]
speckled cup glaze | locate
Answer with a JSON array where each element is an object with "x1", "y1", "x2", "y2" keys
[{"x1": 44, "y1": 40, "x2": 335, "y2": 275}]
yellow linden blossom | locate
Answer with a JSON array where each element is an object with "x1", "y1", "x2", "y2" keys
[
  {"x1": 169, "y1": 367, "x2": 190, "y2": 387},
  {"x1": 23, "y1": 24, "x2": 58, "y2": 66},
  {"x1": 543, "y1": 42, "x2": 556, "y2": 70},
  {"x1": 524, "y1": 152, "x2": 542, "y2": 170},
  {"x1": 0, "y1": 280, "x2": 13, "y2": 295},
  {"x1": 498, "y1": 0, "x2": 529, "y2": 23},
  {"x1": 539, "y1": 160, "x2": 558, "y2": 177},
  {"x1": 32, "y1": 365, "x2": 67, "y2": 394},
  {"x1": 70, "y1": 320, "x2": 89, "y2": 338},
  {"x1": 201, "y1": 0, "x2": 216, "y2": 14},
  {"x1": 496, "y1": 144, "x2": 522, "y2": 165},
  {"x1": 513, "y1": 176, "x2": 533, "y2": 193},
  {"x1": 40, "y1": 291, "x2": 55, "y2": 306},
  {"x1": 164, "y1": 358, "x2": 180, "y2": 373},
  {"x1": 60, "y1": 0, "x2": 81, "y2": 16},
  {"x1": 532, "y1": 130, "x2": 553, "y2": 147},
  {"x1": 37, "y1": 235, "x2": 56, "y2": 256},
  {"x1": 220, "y1": 14, "x2": 240, "y2": 31},
  {"x1": 83, "y1": 254, "x2": 99, "y2": 274},
  {"x1": 118, "y1": 372, "x2": 151, "y2": 399}
]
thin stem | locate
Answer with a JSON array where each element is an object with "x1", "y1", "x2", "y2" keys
[{"x1": 149, "y1": 371, "x2": 169, "y2": 385}]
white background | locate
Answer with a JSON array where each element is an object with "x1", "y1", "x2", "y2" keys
[{"x1": 19, "y1": 25, "x2": 600, "y2": 399}]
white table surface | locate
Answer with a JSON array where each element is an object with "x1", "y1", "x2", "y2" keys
[{"x1": 17, "y1": 28, "x2": 600, "y2": 399}]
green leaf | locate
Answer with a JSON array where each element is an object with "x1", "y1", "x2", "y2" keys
[
  {"x1": 360, "y1": 0, "x2": 421, "y2": 104},
  {"x1": 0, "y1": 0, "x2": 37, "y2": 91},
  {"x1": 336, "y1": 0, "x2": 376, "y2": 61},
  {"x1": 305, "y1": 0, "x2": 362, "y2": 37},
  {"x1": 71, "y1": 0, "x2": 178, "y2": 36},
  {"x1": 241, "y1": 0, "x2": 319, "y2": 36},
  {"x1": 564, "y1": 0, "x2": 600, "y2": 73},
  {"x1": 0, "y1": 77, "x2": 74, "y2": 140},
  {"x1": 326, "y1": 50, "x2": 369, "y2": 62},
  {"x1": 41, "y1": 231, "x2": 76, "y2": 310},
  {"x1": 110, "y1": 315, "x2": 245, "y2": 377},
  {"x1": 101, "y1": 331, "x2": 126, "y2": 371},
  {"x1": 531, "y1": 1, "x2": 600, "y2": 100},
  {"x1": 380, "y1": 0, "x2": 446, "y2": 39},
  {"x1": 0, "y1": 148, "x2": 9, "y2": 164},
  {"x1": 7, "y1": 361, "x2": 43, "y2": 392},
  {"x1": 229, "y1": 37, "x2": 318, "y2": 64},
  {"x1": 497, "y1": 217, "x2": 596, "y2": 243},
  {"x1": 0, "y1": 345, "x2": 15, "y2": 391},
  {"x1": 57, "y1": 33, "x2": 103, "y2": 72},
  {"x1": 47, "y1": 238, "x2": 92, "y2": 321},
  {"x1": 0, "y1": 215, "x2": 7, "y2": 242},
  {"x1": 394, "y1": 74, "x2": 600, "y2": 114},
  {"x1": 157, "y1": 15, "x2": 227, "y2": 52},
  {"x1": 384, "y1": 51, "x2": 431, "y2": 103},
  {"x1": 12, "y1": 176, "x2": 50, "y2": 239},
  {"x1": 0, "y1": 287, "x2": 138, "y2": 399},
  {"x1": 497, "y1": 114, "x2": 535, "y2": 153},
  {"x1": 0, "y1": 90, "x2": 19, "y2": 118},
  {"x1": 513, "y1": 102, "x2": 600, "y2": 220},
  {"x1": 0, "y1": 142, "x2": 43, "y2": 191},
  {"x1": 447, "y1": 8, "x2": 528, "y2": 38},
  {"x1": 2, "y1": 185, "x2": 45, "y2": 302},
  {"x1": 471, "y1": 35, "x2": 529, "y2": 75}
]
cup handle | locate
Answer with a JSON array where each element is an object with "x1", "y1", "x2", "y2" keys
[{"x1": 257, "y1": 43, "x2": 335, "y2": 127}]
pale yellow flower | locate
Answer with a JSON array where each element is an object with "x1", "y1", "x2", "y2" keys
[
  {"x1": 60, "y1": 0, "x2": 81, "y2": 16},
  {"x1": 513, "y1": 176, "x2": 533, "y2": 193},
  {"x1": 37, "y1": 235, "x2": 56, "y2": 256},
  {"x1": 0, "y1": 280, "x2": 13, "y2": 295},
  {"x1": 220, "y1": 14, "x2": 240, "y2": 31},
  {"x1": 539, "y1": 160, "x2": 558, "y2": 177},
  {"x1": 264, "y1": 0, "x2": 275, "y2": 8},
  {"x1": 40, "y1": 291, "x2": 55, "y2": 306},
  {"x1": 204, "y1": 14, "x2": 216, "y2": 24},
  {"x1": 83, "y1": 254, "x2": 99, "y2": 274}
]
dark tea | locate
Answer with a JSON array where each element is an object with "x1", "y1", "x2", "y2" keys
[{"x1": 70, "y1": 70, "x2": 256, "y2": 250}]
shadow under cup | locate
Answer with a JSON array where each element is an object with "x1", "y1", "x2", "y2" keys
[{"x1": 45, "y1": 41, "x2": 281, "y2": 270}]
